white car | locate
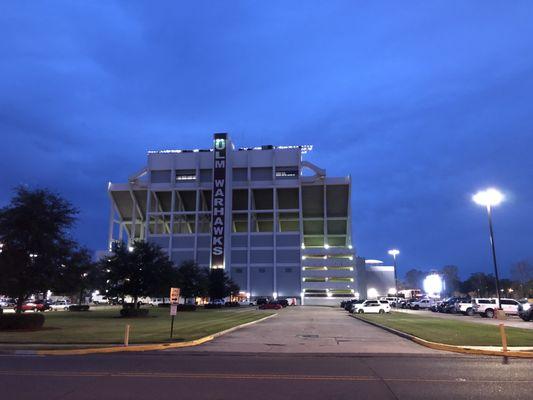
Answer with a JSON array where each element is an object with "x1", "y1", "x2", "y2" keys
[
  {"x1": 149, "y1": 298, "x2": 170, "y2": 307},
  {"x1": 456, "y1": 300, "x2": 475, "y2": 316},
  {"x1": 353, "y1": 300, "x2": 391, "y2": 314},
  {"x1": 473, "y1": 298, "x2": 520, "y2": 318},
  {"x1": 410, "y1": 299, "x2": 435, "y2": 310},
  {"x1": 49, "y1": 300, "x2": 71, "y2": 311}
]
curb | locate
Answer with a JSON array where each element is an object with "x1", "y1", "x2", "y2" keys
[
  {"x1": 351, "y1": 314, "x2": 533, "y2": 358},
  {"x1": 23, "y1": 313, "x2": 278, "y2": 356}
]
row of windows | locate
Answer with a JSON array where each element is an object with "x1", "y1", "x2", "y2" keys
[
  {"x1": 152, "y1": 167, "x2": 300, "y2": 184},
  {"x1": 146, "y1": 186, "x2": 348, "y2": 217},
  {"x1": 147, "y1": 213, "x2": 348, "y2": 235},
  {"x1": 234, "y1": 267, "x2": 294, "y2": 273}
]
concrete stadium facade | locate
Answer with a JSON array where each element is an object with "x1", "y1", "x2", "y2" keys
[{"x1": 107, "y1": 133, "x2": 356, "y2": 304}]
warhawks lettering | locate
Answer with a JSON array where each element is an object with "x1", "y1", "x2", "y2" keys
[{"x1": 211, "y1": 134, "x2": 227, "y2": 268}]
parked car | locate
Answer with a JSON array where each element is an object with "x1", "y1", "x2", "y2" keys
[
  {"x1": 259, "y1": 302, "x2": 283, "y2": 310},
  {"x1": 149, "y1": 298, "x2": 170, "y2": 307},
  {"x1": 345, "y1": 299, "x2": 363, "y2": 312},
  {"x1": 399, "y1": 299, "x2": 417, "y2": 309},
  {"x1": 276, "y1": 299, "x2": 289, "y2": 307},
  {"x1": 472, "y1": 298, "x2": 520, "y2": 318},
  {"x1": 16, "y1": 301, "x2": 50, "y2": 312},
  {"x1": 49, "y1": 300, "x2": 71, "y2": 311},
  {"x1": 410, "y1": 298, "x2": 435, "y2": 310},
  {"x1": 379, "y1": 297, "x2": 400, "y2": 307},
  {"x1": 518, "y1": 303, "x2": 533, "y2": 321},
  {"x1": 456, "y1": 299, "x2": 476, "y2": 316},
  {"x1": 348, "y1": 300, "x2": 365, "y2": 313},
  {"x1": 445, "y1": 297, "x2": 471, "y2": 314},
  {"x1": 256, "y1": 298, "x2": 269, "y2": 306},
  {"x1": 436, "y1": 297, "x2": 465, "y2": 313},
  {"x1": 353, "y1": 300, "x2": 390, "y2": 314}
]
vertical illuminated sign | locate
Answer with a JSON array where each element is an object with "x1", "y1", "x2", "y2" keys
[{"x1": 211, "y1": 133, "x2": 227, "y2": 269}]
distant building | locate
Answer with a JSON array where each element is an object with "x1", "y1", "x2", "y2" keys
[
  {"x1": 355, "y1": 257, "x2": 396, "y2": 299},
  {"x1": 107, "y1": 133, "x2": 355, "y2": 304}
]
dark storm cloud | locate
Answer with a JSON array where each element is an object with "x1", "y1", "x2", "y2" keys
[{"x1": 1, "y1": 1, "x2": 533, "y2": 278}]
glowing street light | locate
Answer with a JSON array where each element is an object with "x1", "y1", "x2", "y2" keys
[
  {"x1": 388, "y1": 249, "x2": 400, "y2": 296},
  {"x1": 472, "y1": 188, "x2": 504, "y2": 309},
  {"x1": 423, "y1": 274, "x2": 443, "y2": 297}
]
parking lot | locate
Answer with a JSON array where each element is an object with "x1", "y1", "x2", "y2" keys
[{"x1": 396, "y1": 308, "x2": 533, "y2": 330}]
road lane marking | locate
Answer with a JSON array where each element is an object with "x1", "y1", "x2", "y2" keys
[{"x1": 0, "y1": 370, "x2": 530, "y2": 384}]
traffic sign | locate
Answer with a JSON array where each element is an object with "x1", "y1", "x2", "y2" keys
[
  {"x1": 170, "y1": 304, "x2": 177, "y2": 316},
  {"x1": 170, "y1": 287, "x2": 180, "y2": 305}
]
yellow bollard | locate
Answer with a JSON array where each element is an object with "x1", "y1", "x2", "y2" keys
[
  {"x1": 124, "y1": 324, "x2": 130, "y2": 347},
  {"x1": 498, "y1": 323, "x2": 507, "y2": 352}
]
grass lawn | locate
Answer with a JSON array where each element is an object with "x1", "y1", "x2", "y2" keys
[
  {"x1": 357, "y1": 312, "x2": 533, "y2": 347},
  {"x1": 0, "y1": 307, "x2": 274, "y2": 345}
]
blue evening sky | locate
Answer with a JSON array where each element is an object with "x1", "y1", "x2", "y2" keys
[{"x1": 1, "y1": 1, "x2": 532, "y2": 279}]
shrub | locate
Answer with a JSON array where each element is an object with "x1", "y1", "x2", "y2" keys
[
  {"x1": 120, "y1": 307, "x2": 149, "y2": 317},
  {"x1": 69, "y1": 305, "x2": 90, "y2": 312},
  {"x1": 204, "y1": 303, "x2": 223, "y2": 309},
  {"x1": 224, "y1": 302, "x2": 240, "y2": 308},
  {"x1": 0, "y1": 313, "x2": 45, "y2": 330},
  {"x1": 176, "y1": 304, "x2": 197, "y2": 311}
]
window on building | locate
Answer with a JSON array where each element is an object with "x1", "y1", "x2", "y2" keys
[
  {"x1": 232, "y1": 213, "x2": 248, "y2": 233},
  {"x1": 250, "y1": 212, "x2": 273, "y2": 232},
  {"x1": 252, "y1": 189, "x2": 273, "y2": 210},
  {"x1": 197, "y1": 213, "x2": 211, "y2": 233},
  {"x1": 175, "y1": 169, "x2": 196, "y2": 182},
  {"x1": 150, "y1": 191, "x2": 172, "y2": 213},
  {"x1": 149, "y1": 215, "x2": 171, "y2": 234},
  {"x1": 173, "y1": 214, "x2": 196, "y2": 234},
  {"x1": 199, "y1": 190, "x2": 211, "y2": 211},
  {"x1": 232, "y1": 190, "x2": 248, "y2": 210},
  {"x1": 175, "y1": 191, "x2": 196, "y2": 212},
  {"x1": 277, "y1": 188, "x2": 299, "y2": 209},
  {"x1": 278, "y1": 212, "x2": 299, "y2": 232}
]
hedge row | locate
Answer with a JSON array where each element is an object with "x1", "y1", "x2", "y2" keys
[
  {"x1": 0, "y1": 313, "x2": 45, "y2": 330},
  {"x1": 120, "y1": 308, "x2": 150, "y2": 318},
  {"x1": 69, "y1": 305, "x2": 90, "y2": 312}
]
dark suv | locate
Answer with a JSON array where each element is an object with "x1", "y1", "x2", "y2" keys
[{"x1": 518, "y1": 303, "x2": 533, "y2": 321}]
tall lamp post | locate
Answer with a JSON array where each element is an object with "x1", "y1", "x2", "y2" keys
[
  {"x1": 388, "y1": 249, "x2": 400, "y2": 296},
  {"x1": 472, "y1": 188, "x2": 504, "y2": 309}
]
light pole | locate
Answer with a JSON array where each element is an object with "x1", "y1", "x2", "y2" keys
[
  {"x1": 388, "y1": 249, "x2": 400, "y2": 297},
  {"x1": 472, "y1": 188, "x2": 504, "y2": 309}
]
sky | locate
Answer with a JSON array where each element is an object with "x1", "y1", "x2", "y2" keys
[{"x1": 1, "y1": 1, "x2": 533, "y2": 279}]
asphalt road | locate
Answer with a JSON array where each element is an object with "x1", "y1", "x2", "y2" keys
[{"x1": 1, "y1": 352, "x2": 531, "y2": 400}]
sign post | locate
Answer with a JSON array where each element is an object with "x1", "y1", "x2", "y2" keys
[{"x1": 169, "y1": 287, "x2": 180, "y2": 340}]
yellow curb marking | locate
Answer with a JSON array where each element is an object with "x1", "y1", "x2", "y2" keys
[{"x1": 353, "y1": 315, "x2": 533, "y2": 358}]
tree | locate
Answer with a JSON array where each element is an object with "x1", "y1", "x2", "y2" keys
[
  {"x1": 511, "y1": 260, "x2": 533, "y2": 297},
  {"x1": 99, "y1": 241, "x2": 176, "y2": 309},
  {"x1": 441, "y1": 265, "x2": 461, "y2": 296},
  {"x1": 176, "y1": 260, "x2": 209, "y2": 302},
  {"x1": 404, "y1": 269, "x2": 425, "y2": 289},
  {"x1": 461, "y1": 272, "x2": 496, "y2": 297},
  {"x1": 0, "y1": 187, "x2": 79, "y2": 312},
  {"x1": 51, "y1": 247, "x2": 97, "y2": 305},
  {"x1": 208, "y1": 269, "x2": 239, "y2": 300}
]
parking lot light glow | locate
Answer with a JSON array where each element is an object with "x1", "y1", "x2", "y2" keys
[
  {"x1": 423, "y1": 274, "x2": 443, "y2": 296},
  {"x1": 389, "y1": 287, "x2": 397, "y2": 295},
  {"x1": 472, "y1": 188, "x2": 504, "y2": 208},
  {"x1": 272, "y1": 292, "x2": 278, "y2": 300},
  {"x1": 324, "y1": 244, "x2": 330, "y2": 249},
  {"x1": 367, "y1": 288, "x2": 378, "y2": 298}
]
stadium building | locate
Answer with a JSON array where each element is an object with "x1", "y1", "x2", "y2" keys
[{"x1": 107, "y1": 133, "x2": 356, "y2": 305}]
